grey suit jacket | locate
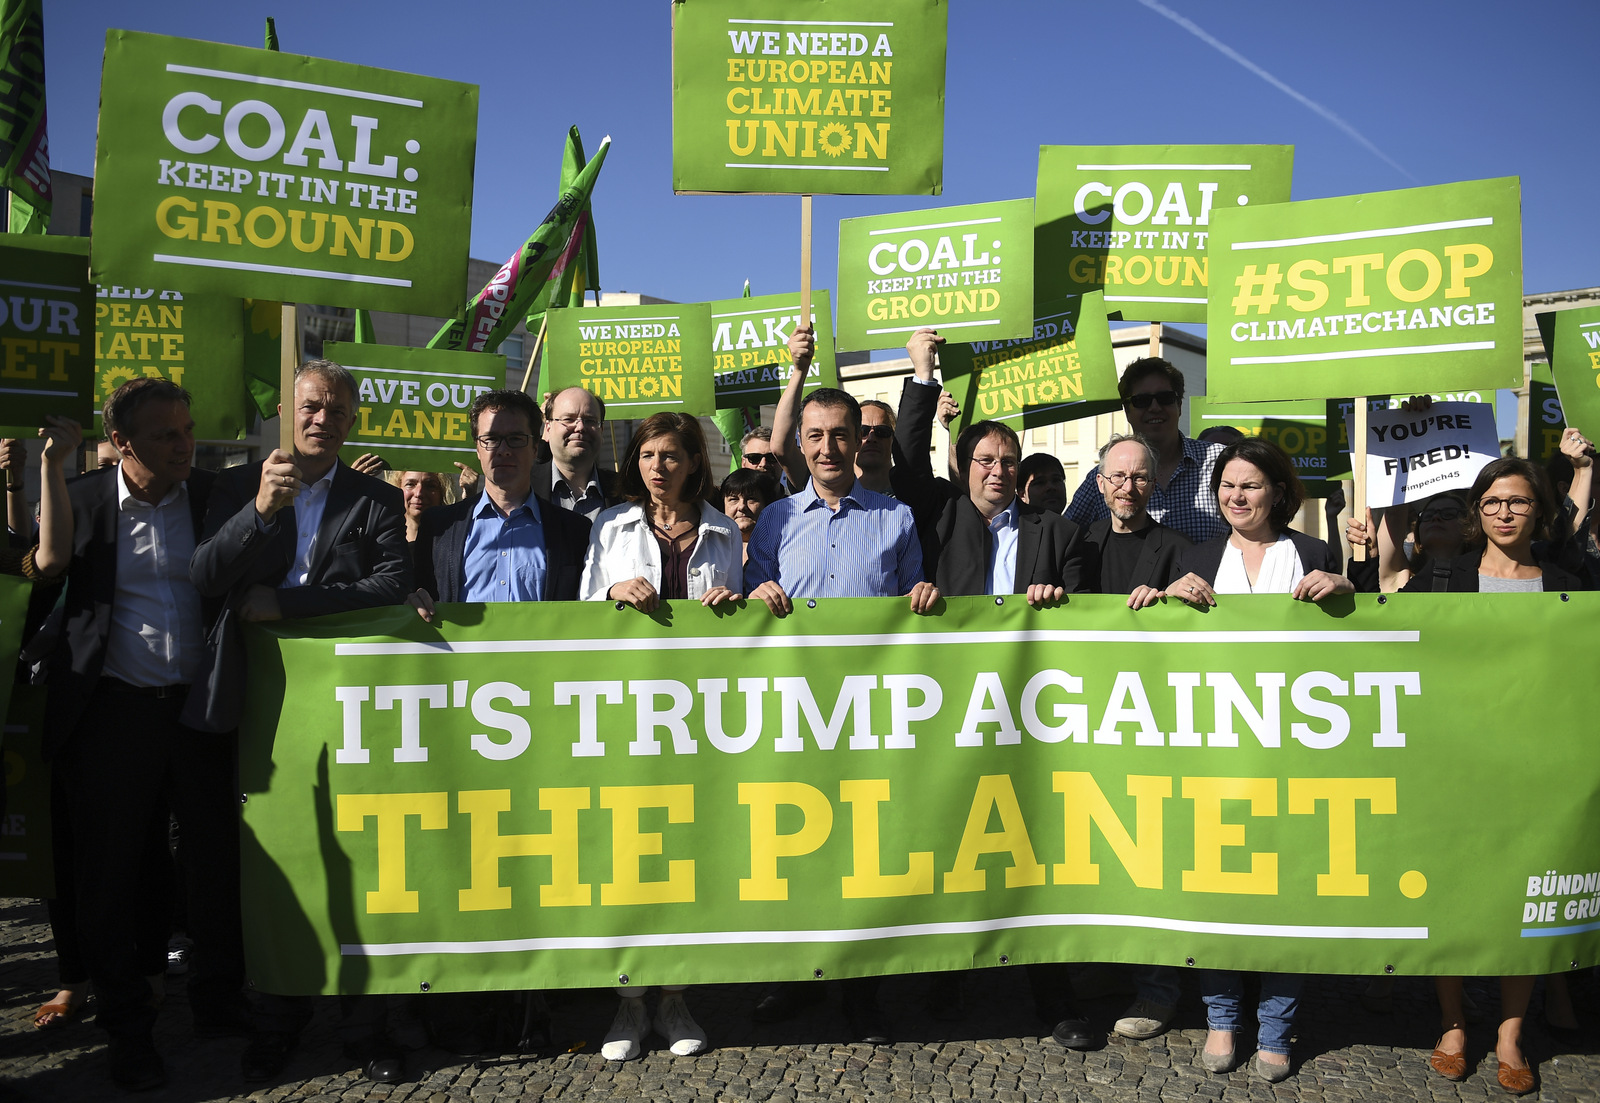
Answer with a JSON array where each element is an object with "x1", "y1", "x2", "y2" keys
[{"x1": 184, "y1": 461, "x2": 411, "y2": 732}]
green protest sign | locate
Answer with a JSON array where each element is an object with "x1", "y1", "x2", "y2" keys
[
  {"x1": 93, "y1": 287, "x2": 249, "y2": 440},
  {"x1": 0, "y1": 685, "x2": 53, "y2": 899},
  {"x1": 545, "y1": 302, "x2": 716, "y2": 418},
  {"x1": 92, "y1": 30, "x2": 477, "y2": 313},
  {"x1": 938, "y1": 293, "x2": 1119, "y2": 431},
  {"x1": 671, "y1": 0, "x2": 946, "y2": 196},
  {"x1": 1034, "y1": 145, "x2": 1294, "y2": 325},
  {"x1": 1536, "y1": 304, "x2": 1600, "y2": 444},
  {"x1": 323, "y1": 342, "x2": 501, "y2": 475},
  {"x1": 1189, "y1": 396, "x2": 1333, "y2": 495},
  {"x1": 711, "y1": 290, "x2": 837, "y2": 408},
  {"x1": 0, "y1": 234, "x2": 93, "y2": 433},
  {"x1": 1527, "y1": 363, "x2": 1566, "y2": 464},
  {"x1": 239, "y1": 594, "x2": 1600, "y2": 996},
  {"x1": 836, "y1": 198, "x2": 1033, "y2": 351},
  {"x1": 1206, "y1": 178, "x2": 1524, "y2": 402}
]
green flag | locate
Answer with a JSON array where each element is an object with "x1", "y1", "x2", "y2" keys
[
  {"x1": 0, "y1": 0, "x2": 51, "y2": 233},
  {"x1": 525, "y1": 126, "x2": 603, "y2": 338},
  {"x1": 242, "y1": 299, "x2": 284, "y2": 420},
  {"x1": 353, "y1": 309, "x2": 376, "y2": 344},
  {"x1": 264, "y1": 16, "x2": 279, "y2": 51}
]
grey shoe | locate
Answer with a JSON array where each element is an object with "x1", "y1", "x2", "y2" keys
[
  {"x1": 1200, "y1": 1042, "x2": 1236, "y2": 1074},
  {"x1": 1250, "y1": 1052, "x2": 1293, "y2": 1083},
  {"x1": 1114, "y1": 998, "x2": 1176, "y2": 1039}
]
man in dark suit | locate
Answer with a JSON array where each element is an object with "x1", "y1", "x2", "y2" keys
[
  {"x1": 410, "y1": 388, "x2": 591, "y2": 618},
  {"x1": 189, "y1": 359, "x2": 411, "y2": 1084},
  {"x1": 1083, "y1": 434, "x2": 1193, "y2": 608},
  {"x1": 532, "y1": 385, "x2": 620, "y2": 520},
  {"x1": 44, "y1": 378, "x2": 235, "y2": 1091}
]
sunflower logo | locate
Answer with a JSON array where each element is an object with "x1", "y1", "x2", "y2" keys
[
  {"x1": 818, "y1": 123, "x2": 852, "y2": 158},
  {"x1": 638, "y1": 375, "x2": 661, "y2": 398},
  {"x1": 99, "y1": 365, "x2": 139, "y2": 400}
]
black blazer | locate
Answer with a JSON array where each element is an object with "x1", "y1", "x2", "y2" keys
[
  {"x1": 1400, "y1": 549, "x2": 1586, "y2": 593},
  {"x1": 530, "y1": 459, "x2": 621, "y2": 511},
  {"x1": 889, "y1": 376, "x2": 958, "y2": 559},
  {"x1": 414, "y1": 494, "x2": 592, "y2": 602},
  {"x1": 1177, "y1": 528, "x2": 1337, "y2": 586},
  {"x1": 42, "y1": 466, "x2": 216, "y2": 759},
  {"x1": 1083, "y1": 517, "x2": 1192, "y2": 593},
  {"x1": 926, "y1": 496, "x2": 1093, "y2": 596},
  {"x1": 184, "y1": 461, "x2": 411, "y2": 732}
]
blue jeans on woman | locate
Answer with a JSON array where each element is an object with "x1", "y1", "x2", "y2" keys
[{"x1": 1199, "y1": 971, "x2": 1303, "y2": 1056}]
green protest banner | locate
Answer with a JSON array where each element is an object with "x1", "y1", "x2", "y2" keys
[
  {"x1": 93, "y1": 287, "x2": 249, "y2": 440},
  {"x1": 1189, "y1": 396, "x2": 1332, "y2": 495},
  {"x1": 92, "y1": 30, "x2": 477, "y2": 313},
  {"x1": 1527, "y1": 363, "x2": 1566, "y2": 465},
  {"x1": 1034, "y1": 145, "x2": 1294, "y2": 325},
  {"x1": 0, "y1": 573, "x2": 28, "y2": 742},
  {"x1": 671, "y1": 0, "x2": 946, "y2": 196},
  {"x1": 1206, "y1": 178, "x2": 1524, "y2": 403},
  {"x1": 938, "y1": 293, "x2": 1119, "y2": 431},
  {"x1": 0, "y1": 0, "x2": 52, "y2": 229},
  {"x1": 711, "y1": 290, "x2": 837, "y2": 408},
  {"x1": 0, "y1": 685, "x2": 53, "y2": 899},
  {"x1": 0, "y1": 234, "x2": 93, "y2": 433},
  {"x1": 1536, "y1": 304, "x2": 1600, "y2": 444},
  {"x1": 238, "y1": 594, "x2": 1600, "y2": 996},
  {"x1": 836, "y1": 199, "x2": 1033, "y2": 351},
  {"x1": 323, "y1": 342, "x2": 501, "y2": 475},
  {"x1": 545, "y1": 302, "x2": 716, "y2": 418}
]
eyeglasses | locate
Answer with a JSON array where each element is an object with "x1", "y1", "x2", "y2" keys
[
  {"x1": 476, "y1": 433, "x2": 531, "y2": 451},
  {"x1": 1477, "y1": 496, "x2": 1535, "y2": 516},
  {"x1": 1099, "y1": 472, "x2": 1151, "y2": 489},
  {"x1": 552, "y1": 415, "x2": 601, "y2": 430},
  {"x1": 860, "y1": 425, "x2": 894, "y2": 440},
  {"x1": 1126, "y1": 391, "x2": 1180, "y2": 410},
  {"x1": 1417, "y1": 506, "x2": 1465, "y2": 522},
  {"x1": 971, "y1": 455, "x2": 1019, "y2": 471},
  {"x1": 743, "y1": 451, "x2": 776, "y2": 466}
]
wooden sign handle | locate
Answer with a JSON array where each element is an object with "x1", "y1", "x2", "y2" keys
[
  {"x1": 278, "y1": 303, "x2": 297, "y2": 453},
  {"x1": 1148, "y1": 322, "x2": 1162, "y2": 359},
  {"x1": 1350, "y1": 398, "x2": 1369, "y2": 562},
  {"x1": 799, "y1": 194, "x2": 813, "y2": 327}
]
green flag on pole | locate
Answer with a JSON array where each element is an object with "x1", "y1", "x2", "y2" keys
[
  {"x1": 0, "y1": 0, "x2": 51, "y2": 234},
  {"x1": 525, "y1": 126, "x2": 602, "y2": 337},
  {"x1": 353, "y1": 309, "x2": 376, "y2": 344},
  {"x1": 264, "y1": 16, "x2": 279, "y2": 51}
]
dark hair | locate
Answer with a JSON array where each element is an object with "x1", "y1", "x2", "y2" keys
[
  {"x1": 799, "y1": 387, "x2": 862, "y2": 433},
  {"x1": 720, "y1": 467, "x2": 780, "y2": 507},
  {"x1": 1210, "y1": 436, "x2": 1304, "y2": 532},
  {"x1": 543, "y1": 385, "x2": 606, "y2": 422},
  {"x1": 953, "y1": 420, "x2": 1021, "y2": 487},
  {"x1": 295, "y1": 358, "x2": 358, "y2": 403},
  {"x1": 1117, "y1": 356, "x2": 1185, "y2": 402},
  {"x1": 470, "y1": 388, "x2": 541, "y2": 439},
  {"x1": 1018, "y1": 452, "x2": 1065, "y2": 489},
  {"x1": 1462, "y1": 456, "x2": 1563, "y2": 547},
  {"x1": 859, "y1": 398, "x2": 896, "y2": 430},
  {"x1": 103, "y1": 377, "x2": 192, "y2": 439},
  {"x1": 619, "y1": 412, "x2": 713, "y2": 504},
  {"x1": 1198, "y1": 425, "x2": 1246, "y2": 446}
]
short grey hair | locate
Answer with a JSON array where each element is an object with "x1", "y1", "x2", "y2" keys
[
  {"x1": 295, "y1": 358, "x2": 359, "y2": 403},
  {"x1": 1098, "y1": 433, "x2": 1159, "y2": 475}
]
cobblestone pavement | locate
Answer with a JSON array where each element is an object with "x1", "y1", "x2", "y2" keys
[{"x1": 3, "y1": 898, "x2": 1597, "y2": 1102}]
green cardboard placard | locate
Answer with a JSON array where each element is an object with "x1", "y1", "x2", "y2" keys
[
  {"x1": 94, "y1": 287, "x2": 249, "y2": 440},
  {"x1": 836, "y1": 198, "x2": 1033, "y2": 351},
  {"x1": 1527, "y1": 363, "x2": 1566, "y2": 465},
  {"x1": 92, "y1": 30, "x2": 477, "y2": 313},
  {"x1": 939, "y1": 292, "x2": 1119, "y2": 431},
  {"x1": 672, "y1": 0, "x2": 946, "y2": 195},
  {"x1": 1206, "y1": 178, "x2": 1524, "y2": 403},
  {"x1": 0, "y1": 234, "x2": 94, "y2": 433},
  {"x1": 545, "y1": 302, "x2": 716, "y2": 418},
  {"x1": 1035, "y1": 145, "x2": 1294, "y2": 324},
  {"x1": 711, "y1": 290, "x2": 837, "y2": 408},
  {"x1": 1536, "y1": 305, "x2": 1600, "y2": 445},
  {"x1": 1190, "y1": 395, "x2": 1333, "y2": 495},
  {"x1": 324, "y1": 342, "x2": 501, "y2": 475}
]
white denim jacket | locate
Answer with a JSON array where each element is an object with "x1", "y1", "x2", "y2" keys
[{"x1": 579, "y1": 501, "x2": 744, "y2": 601}]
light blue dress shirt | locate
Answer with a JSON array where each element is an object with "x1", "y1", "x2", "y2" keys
[
  {"x1": 745, "y1": 479, "x2": 922, "y2": 598},
  {"x1": 462, "y1": 488, "x2": 548, "y2": 602},
  {"x1": 986, "y1": 499, "x2": 1019, "y2": 596}
]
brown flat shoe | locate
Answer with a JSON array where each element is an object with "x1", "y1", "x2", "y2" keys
[
  {"x1": 1429, "y1": 1048, "x2": 1468, "y2": 1081},
  {"x1": 1497, "y1": 1062, "x2": 1535, "y2": 1096}
]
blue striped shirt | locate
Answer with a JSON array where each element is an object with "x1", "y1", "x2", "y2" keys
[{"x1": 745, "y1": 479, "x2": 922, "y2": 598}]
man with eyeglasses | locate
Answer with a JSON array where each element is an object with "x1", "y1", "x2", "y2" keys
[
  {"x1": 410, "y1": 389, "x2": 593, "y2": 620},
  {"x1": 1066, "y1": 358, "x2": 1226, "y2": 543},
  {"x1": 534, "y1": 386, "x2": 620, "y2": 520},
  {"x1": 1082, "y1": 434, "x2": 1193, "y2": 610}
]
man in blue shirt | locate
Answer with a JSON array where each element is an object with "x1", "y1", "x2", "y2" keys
[
  {"x1": 412, "y1": 390, "x2": 591, "y2": 615},
  {"x1": 745, "y1": 387, "x2": 922, "y2": 613}
]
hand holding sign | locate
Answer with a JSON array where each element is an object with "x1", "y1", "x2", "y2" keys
[{"x1": 1360, "y1": 402, "x2": 1499, "y2": 509}]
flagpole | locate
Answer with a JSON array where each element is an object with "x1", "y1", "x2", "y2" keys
[
  {"x1": 518, "y1": 316, "x2": 550, "y2": 395},
  {"x1": 1350, "y1": 398, "x2": 1369, "y2": 562},
  {"x1": 278, "y1": 303, "x2": 297, "y2": 452}
]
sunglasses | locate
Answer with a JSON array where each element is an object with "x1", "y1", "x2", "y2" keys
[
  {"x1": 743, "y1": 451, "x2": 776, "y2": 465},
  {"x1": 860, "y1": 425, "x2": 894, "y2": 440},
  {"x1": 1126, "y1": 391, "x2": 1181, "y2": 410}
]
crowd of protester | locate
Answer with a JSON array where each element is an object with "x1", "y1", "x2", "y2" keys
[{"x1": 3, "y1": 326, "x2": 1595, "y2": 1095}]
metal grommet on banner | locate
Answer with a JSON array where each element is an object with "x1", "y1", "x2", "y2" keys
[
  {"x1": 618, "y1": 974, "x2": 630, "y2": 986},
  {"x1": 1384, "y1": 964, "x2": 1395, "y2": 975},
  {"x1": 998, "y1": 954, "x2": 1009, "y2": 964},
  {"x1": 1185, "y1": 957, "x2": 1195, "y2": 967},
  {"x1": 813, "y1": 968, "x2": 824, "y2": 979},
  {"x1": 1377, "y1": 595, "x2": 1387, "y2": 605},
  {"x1": 807, "y1": 599, "x2": 817, "y2": 609},
  {"x1": 1574, "y1": 960, "x2": 1582, "y2": 970},
  {"x1": 994, "y1": 596, "x2": 1004, "y2": 606},
  {"x1": 239, "y1": 793, "x2": 248, "y2": 804},
  {"x1": 419, "y1": 981, "x2": 430, "y2": 992},
  {"x1": 614, "y1": 601, "x2": 627, "y2": 611},
  {"x1": 1561, "y1": 593, "x2": 1570, "y2": 602}
]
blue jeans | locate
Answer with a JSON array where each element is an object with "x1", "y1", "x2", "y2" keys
[
  {"x1": 1134, "y1": 965, "x2": 1182, "y2": 1007},
  {"x1": 1199, "y1": 970, "x2": 1303, "y2": 1056}
]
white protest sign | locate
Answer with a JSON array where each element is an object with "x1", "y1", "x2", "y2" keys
[{"x1": 1359, "y1": 402, "x2": 1499, "y2": 508}]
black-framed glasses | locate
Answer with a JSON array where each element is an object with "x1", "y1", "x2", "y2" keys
[
  {"x1": 860, "y1": 425, "x2": 894, "y2": 440},
  {"x1": 1477, "y1": 496, "x2": 1535, "y2": 516},
  {"x1": 1099, "y1": 472, "x2": 1151, "y2": 489},
  {"x1": 1126, "y1": 391, "x2": 1180, "y2": 410},
  {"x1": 476, "y1": 433, "x2": 531, "y2": 451},
  {"x1": 971, "y1": 455, "x2": 1019, "y2": 471}
]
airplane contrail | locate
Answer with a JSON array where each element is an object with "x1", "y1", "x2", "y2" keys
[{"x1": 1133, "y1": 0, "x2": 1420, "y2": 184}]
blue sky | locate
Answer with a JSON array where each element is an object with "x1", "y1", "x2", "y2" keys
[{"x1": 48, "y1": 1, "x2": 1600, "y2": 343}]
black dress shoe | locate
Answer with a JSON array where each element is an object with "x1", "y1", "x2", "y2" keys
[
  {"x1": 241, "y1": 1030, "x2": 296, "y2": 1081},
  {"x1": 109, "y1": 1036, "x2": 166, "y2": 1091},
  {"x1": 1052, "y1": 1013, "x2": 1093, "y2": 1050},
  {"x1": 364, "y1": 1052, "x2": 404, "y2": 1083}
]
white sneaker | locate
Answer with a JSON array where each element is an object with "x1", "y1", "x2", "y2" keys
[
  {"x1": 1114, "y1": 998, "x2": 1176, "y2": 1039},
  {"x1": 654, "y1": 991, "x2": 705, "y2": 1057},
  {"x1": 601, "y1": 995, "x2": 649, "y2": 1061}
]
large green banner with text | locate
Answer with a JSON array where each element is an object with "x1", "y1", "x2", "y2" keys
[
  {"x1": 546, "y1": 302, "x2": 716, "y2": 418},
  {"x1": 1206, "y1": 178, "x2": 1524, "y2": 402},
  {"x1": 0, "y1": 235, "x2": 93, "y2": 433},
  {"x1": 672, "y1": 0, "x2": 946, "y2": 195},
  {"x1": 1035, "y1": 145, "x2": 1294, "y2": 324},
  {"x1": 238, "y1": 594, "x2": 1600, "y2": 996},
  {"x1": 711, "y1": 290, "x2": 837, "y2": 408},
  {"x1": 92, "y1": 31, "x2": 477, "y2": 313},
  {"x1": 327, "y1": 342, "x2": 500, "y2": 474},
  {"x1": 1536, "y1": 304, "x2": 1600, "y2": 443}
]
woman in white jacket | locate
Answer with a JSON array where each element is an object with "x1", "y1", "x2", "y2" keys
[{"x1": 580, "y1": 411, "x2": 744, "y2": 612}]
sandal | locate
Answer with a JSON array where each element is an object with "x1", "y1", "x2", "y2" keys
[{"x1": 34, "y1": 994, "x2": 86, "y2": 1030}]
